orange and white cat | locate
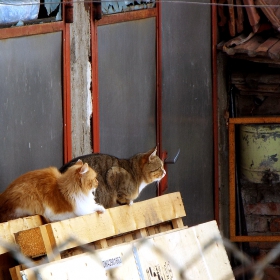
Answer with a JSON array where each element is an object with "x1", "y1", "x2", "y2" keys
[{"x1": 0, "y1": 160, "x2": 105, "y2": 223}]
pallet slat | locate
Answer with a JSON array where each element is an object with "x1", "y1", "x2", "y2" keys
[
  {"x1": 0, "y1": 215, "x2": 45, "y2": 255},
  {"x1": 15, "y1": 192, "x2": 186, "y2": 258},
  {"x1": 19, "y1": 221, "x2": 234, "y2": 280}
]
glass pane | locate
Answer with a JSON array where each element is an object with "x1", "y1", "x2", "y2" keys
[{"x1": 0, "y1": 32, "x2": 63, "y2": 191}]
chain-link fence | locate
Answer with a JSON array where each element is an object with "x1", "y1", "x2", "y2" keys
[{"x1": 2, "y1": 228, "x2": 280, "y2": 280}]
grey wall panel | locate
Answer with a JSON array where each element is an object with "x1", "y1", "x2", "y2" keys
[
  {"x1": 98, "y1": 18, "x2": 157, "y2": 200},
  {"x1": 0, "y1": 32, "x2": 63, "y2": 191},
  {"x1": 98, "y1": 18, "x2": 156, "y2": 157},
  {"x1": 161, "y1": 2, "x2": 213, "y2": 226}
]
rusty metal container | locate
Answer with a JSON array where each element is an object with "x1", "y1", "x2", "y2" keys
[{"x1": 239, "y1": 124, "x2": 280, "y2": 183}]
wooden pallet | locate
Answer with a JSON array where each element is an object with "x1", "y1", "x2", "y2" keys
[
  {"x1": 0, "y1": 215, "x2": 46, "y2": 280},
  {"x1": 6, "y1": 192, "x2": 186, "y2": 280},
  {"x1": 17, "y1": 221, "x2": 235, "y2": 280}
]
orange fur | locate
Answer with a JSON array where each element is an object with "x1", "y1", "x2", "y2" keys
[{"x1": 0, "y1": 160, "x2": 105, "y2": 223}]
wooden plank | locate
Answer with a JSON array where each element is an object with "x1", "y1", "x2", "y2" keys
[
  {"x1": 233, "y1": 35, "x2": 265, "y2": 56},
  {"x1": 254, "y1": 37, "x2": 279, "y2": 57},
  {"x1": 171, "y1": 217, "x2": 184, "y2": 229},
  {"x1": 231, "y1": 235, "x2": 280, "y2": 242},
  {"x1": 234, "y1": 83, "x2": 280, "y2": 93},
  {"x1": 239, "y1": 91, "x2": 280, "y2": 97},
  {"x1": 124, "y1": 233, "x2": 133, "y2": 243},
  {"x1": 232, "y1": 72, "x2": 280, "y2": 85},
  {"x1": 16, "y1": 192, "x2": 186, "y2": 257},
  {"x1": 231, "y1": 72, "x2": 246, "y2": 84},
  {"x1": 147, "y1": 226, "x2": 156, "y2": 236},
  {"x1": 232, "y1": 53, "x2": 280, "y2": 64},
  {"x1": 9, "y1": 265, "x2": 21, "y2": 280},
  {"x1": 135, "y1": 228, "x2": 148, "y2": 238},
  {"x1": 0, "y1": 215, "x2": 44, "y2": 255},
  {"x1": 95, "y1": 239, "x2": 108, "y2": 250},
  {"x1": 20, "y1": 221, "x2": 234, "y2": 280},
  {"x1": 246, "y1": 72, "x2": 280, "y2": 85},
  {"x1": 52, "y1": 192, "x2": 185, "y2": 250},
  {"x1": 228, "y1": 123, "x2": 236, "y2": 241},
  {"x1": 229, "y1": 116, "x2": 280, "y2": 124},
  {"x1": 40, "y1": 225, "x2": 61, "y2": 262},
  {"x1": 268, "y1": 40, "x2": 280, "y2": 60}
]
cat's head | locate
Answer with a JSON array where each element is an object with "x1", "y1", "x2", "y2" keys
[
  {"x1": 140, "y1": 147, "x2": 166, "y2": 184},
  {"x1": 70, "y1": 160, "x2": 99, "y2": 194}
]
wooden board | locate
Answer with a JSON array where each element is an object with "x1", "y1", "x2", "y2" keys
[
  {"x1": 15, "y1": 192, "x2": 186, "y2": 258},
  {"x1": 254, "y1": 37, "x2": 279, "y2": 57},
  {"x1": 0, "y1": 216, "x2": 45, "y2": 280},
  {"x1": 20, "y1": 221, "x2": 234, "y2": 280},
  {"x1": 0, "y1": 215, "x2": 45, "y2": 255},
  {"x1": 268, "y1": 40, "x2": 280, "y2": 60}
]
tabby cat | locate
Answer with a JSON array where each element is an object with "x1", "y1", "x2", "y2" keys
[
  {"x1": 0, "y1": 160, "x2": 105, "y2": 223},
  {"x1": 59, "y1": 147, "x2": 166, "y2": 208}
]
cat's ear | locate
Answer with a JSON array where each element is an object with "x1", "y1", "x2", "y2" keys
[
  {"x1": 79, "y1": 163, "x2": 89, "y2": 174},
  {"x1": 148, "y1": 147, "x2": 157, "y2": 161},
  {"x1": 75, "y1": 159, "x2": 83, "y2": 166}
]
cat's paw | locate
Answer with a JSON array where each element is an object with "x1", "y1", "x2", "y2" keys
[
  {"x1": 129, "y1": 200, "x2": 134, "y2": 206},
  {"x1": 96, "y1": 205, "x2": 106, "y2": 214}
]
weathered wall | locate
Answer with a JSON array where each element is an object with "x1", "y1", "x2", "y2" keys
[
  {"x1": 161, "y1": 1, "x2": 214, "y2": 227},
  {"x1": 70, "y1": 3, "x2": 93, "y2": 157}
]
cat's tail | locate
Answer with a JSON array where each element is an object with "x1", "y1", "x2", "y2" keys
[
  {"x1": 59, "y1": 154, "x2": 96, "y2": 173},
  {"x1": 59, "y1": 160, "x2": 76, "y2": 173}
]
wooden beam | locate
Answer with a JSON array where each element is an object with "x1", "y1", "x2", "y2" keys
[
  {"x1": 15, "y1": 193, "x2": 186, "y2": 258},
  {"x1": 229, "y1": 116, "x2": 280, "y2": 124}
]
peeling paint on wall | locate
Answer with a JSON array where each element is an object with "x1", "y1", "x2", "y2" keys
[
  {"x1": 86, "y1": 60, "x2": 92, "y2": 129},
  {"x1": 70, "y1": 2, "x2": 92, "y2": 157}
]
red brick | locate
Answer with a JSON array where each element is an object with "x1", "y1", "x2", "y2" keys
[
  {"x1": 246, "y1": 216, "x2": 268, "y2": 233},
  {"x1": 250, "y1": 241, "x2": 278, "y2": 250},
  {"x1": 245, "y1": 203, "x2": 280, "y2": 216},
  {"x1": 270, "y1": 218, "x2": 280, "y2": 232}
]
